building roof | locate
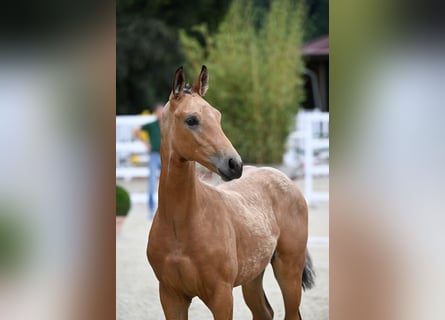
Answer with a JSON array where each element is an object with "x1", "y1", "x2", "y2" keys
[{"x1": 301, "y1": 35, "x2": 329, "y2": 57}]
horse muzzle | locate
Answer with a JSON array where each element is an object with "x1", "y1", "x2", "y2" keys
[{"x1": 213, "y1": 155, "x2": 243, "y2": 181}]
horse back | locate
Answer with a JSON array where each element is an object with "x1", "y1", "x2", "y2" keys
[{"x1": 219, "y1": 166, "x2": 307, "y2": 223}]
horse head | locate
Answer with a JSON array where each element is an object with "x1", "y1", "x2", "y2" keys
[{"x1": 162, "y1": 65, "x2": 243, "y2": 181}]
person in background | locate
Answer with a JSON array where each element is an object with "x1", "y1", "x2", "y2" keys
[{"x1": 133, "y1": 103, "x2": 163, "y2": 217}]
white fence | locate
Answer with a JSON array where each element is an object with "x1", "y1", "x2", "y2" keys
[
  {"x1": 116, "y1": 115, "x2": 156, "y2": 180},
  {"x1": 302, "y1": 111, "x2": 329, "y2": 204},
  {"x1": 284, "y1": 110, "x2": 329, "y2": 204}
]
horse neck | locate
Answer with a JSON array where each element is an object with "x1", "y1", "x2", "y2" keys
[{"x1": 157, "y1": 146, "x2": 200, "y2": 222}]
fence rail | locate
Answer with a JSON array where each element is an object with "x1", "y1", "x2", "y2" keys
[
  {"x1": 116, "y1": 115, "x2": 156, "y2": 180},
  {"x1": 302, "y1": 112, "x2": 329, "y2": 204}
]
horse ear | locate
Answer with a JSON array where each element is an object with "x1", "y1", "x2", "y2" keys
[
  {"x1": 192, "y1": 65, "x2": 209, "y2": 96},
  {"x1": 172, "y1": 66, "x2": 186, "y2": 99}
]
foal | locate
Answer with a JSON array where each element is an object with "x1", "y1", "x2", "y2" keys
[{"x1": 147, "y1": 66, "x2": 314, "y2": 320}]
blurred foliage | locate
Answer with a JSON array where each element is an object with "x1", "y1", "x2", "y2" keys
[
  {"x1": 117, "y1": 0, "x2": 328, "y2": 115},
  {"x1": 117, "y1": 17, "x2": 182, "y2": 114},
  {"x1": 304, "y1": 0, "x2": 329, "y2": 41},
  {"x1": 117, "y1": 0, "x2": 231, "y2": 114},
  {"x1": 116, "y1": 185, "x2": 131, "y2": 216},
  {"x1": 180, "y1": 0, "x2": 305, "y2": 163},
  {"x1": 0, "y1": 204, "x2": 30, "y2": 276}
]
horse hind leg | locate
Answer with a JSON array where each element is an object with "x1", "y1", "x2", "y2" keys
[
  {"x1": 271, "y1": 250, "x2": 307, "y2": 320},
  {"x1": 241, "y1": 271, "x2": 274, "y2": 320}
]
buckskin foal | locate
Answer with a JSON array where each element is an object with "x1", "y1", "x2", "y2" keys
[{"x1": 147, "y1": 66, "x2": 314, "y2": 320}]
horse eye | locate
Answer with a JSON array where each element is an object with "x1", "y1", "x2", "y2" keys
[{"x1": 185, "y1": 116, "x2": 199, "y2": 127}]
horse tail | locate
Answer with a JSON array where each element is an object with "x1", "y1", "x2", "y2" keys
[{"x1": 302, "y1": 250, "x2": 315, "y2": 291}]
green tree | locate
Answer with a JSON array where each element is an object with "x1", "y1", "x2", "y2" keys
[
  {"x1": 304, "y1": 0, "x2": 329, "y2": 41},
  {"x1": 117, "y1": 17, "x2": 182, "y2": 114},
  {"x1": 180, "y1": 0, "x2": 305, "y2": 163},
  {"x1": 116, "y1": 0, "x2": 231, "y2": 114}
]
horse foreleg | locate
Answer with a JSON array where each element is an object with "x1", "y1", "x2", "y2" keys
[
  {"x1": 242, "y1": 271, "x2": 274, "y2": 320},
  {"x1": 159, "y1": 283, "x2": 191, "y2": 320},
  {"x1": 201, "y1": 284, "x2": 233, "y2": 320}
]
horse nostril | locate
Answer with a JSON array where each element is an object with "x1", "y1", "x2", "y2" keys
[
  {"x1": 219, "y1": 157, "x2": 243, "y2": 180},
  {"x1": 228, "y1": 158, "x2": 236, "y2": 170},
  {"x1": 228, "y1": 158, "x2": 242, "y2": 173}
]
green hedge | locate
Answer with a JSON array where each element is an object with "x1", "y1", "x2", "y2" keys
[{"x1": 116, "y1": 185, "x2": 131, "y2": 216}]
